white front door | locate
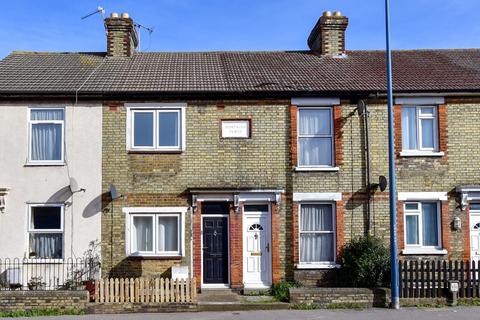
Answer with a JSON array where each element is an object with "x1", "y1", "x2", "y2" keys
[
  {"x1": 243, "y1": 205, "x2": 271, "y2": 288},
  {"x1": 470, "y1": 209, "x2": 480, "y2": 264}
]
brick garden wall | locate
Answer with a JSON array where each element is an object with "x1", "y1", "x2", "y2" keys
[{"x1": 0, "y1": 291, "x2": 89, "y2": 313}]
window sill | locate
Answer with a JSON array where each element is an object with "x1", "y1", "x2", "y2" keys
[
  {"x1": 295, "y1": 166, "x2": 340, "y2": 172},
  {"x1": 128, "y1": 255, "x2": 183, "y2": 260},
  {"x1": 24, "y1": 162, "x2": 66, "y2": 167},
  {"x1": 128, "y1": 150, "x2": 183, "y2": 154},
  {"x1": 24, "y1": 259, "x2": 64, "y2": 264},
  {"x1": 296, "y1": 263, "x2": 341, "y2": 269},
  {"x1": 399, "y1": 151, "x2": 445, "y2": 157},
  {"x1": 402, "y1": 248, "x2": 448, "y2": 255}
]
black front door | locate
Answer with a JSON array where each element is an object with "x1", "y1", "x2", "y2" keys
[{"x1": 203, "y1": 217, "x2": 229, "y2": 284}]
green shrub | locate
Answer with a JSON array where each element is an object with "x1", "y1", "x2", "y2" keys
[
  {"x1": 0, "y1": 308, "x2": 84, "y2": 318},
  {"x1": 271, "y1": 281, "x2": 298, "y2": 302},
  {"x1": 340, "y1": 235, "x2": 390, "y2": 288}
]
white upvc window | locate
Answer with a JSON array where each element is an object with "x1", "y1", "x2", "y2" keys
[
  {"x1": 298, "y1": 203, "x2": 336, "y2": 266},
  {"x1": 128, "y1": 104, "x2": 186, "y2": 152},
  {"x1": 297, "y1": 107, "x2": 334, "y2": 168},
  {"x1": 28, "y1": 108, "x2": 65, "y2": 164},
  {"x1": 404, "y1": 202, "x2": 442, "y2": 249},
  {"x1": 125, "y1": 207, "x2": 186, "y2": 257},
  {"x1": 401, "y1": 106, "x2": 439, "y2": 152},
  {"x1": 27, "y1": 204, "x2": 64, "y2": 259}
]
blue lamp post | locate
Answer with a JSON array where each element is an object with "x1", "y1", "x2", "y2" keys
[{"x1": 384, "y1": 0, "x2": 400, "y2": 310}]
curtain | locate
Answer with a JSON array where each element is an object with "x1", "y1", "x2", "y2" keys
[
  {"x1": 401, "y1": 107, "x2": 417, "y2": 149},
  {"x1": 299, "y1": 138, "x2": 332, "y2": 166},
  {"x1": 298, "y1": 109, "x2": 332, "y2": 166},
  {"x1": 158, "y1": 217, "x2": 178, "y2": 252},
  {"x1": 133, "y1": 216, "x2": 153, "y2": 252},
  {"x1": 299, "y1": 109, "x2": 331, "y2": 135},
  {"x1": 420, "y1": 118, "x2": 434, "y2": 148},
  {"x1": 300, "y1": 204, "x2": 334, "y2": 263},
  {"x1": 422, "y1": 203, "x2": 438, "y2": 246},
  {"x1": 29, "y1": 233, "x2": 63, "y2": 259},
  {"x1": 405, "y1": 215, "x2": 419, "y2": 245},
  {"x1": 158, "y1": 112, "x2": 179, "y2": 147},
  {"x1": 31, "y1": 109, "x2": 63, "y2": 161}
]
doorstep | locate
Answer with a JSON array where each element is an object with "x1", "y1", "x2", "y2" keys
[{"x1": 197, "y1": 289, "x2": 289, "y2": 312}]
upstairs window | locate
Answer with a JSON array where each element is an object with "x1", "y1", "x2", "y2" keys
[
  {"x1": 29, "y1": 108, "x2": 64, "y2": 163},
  {"x1": 28, "y1": 205, "x2": 64, "y2": 259},
  {"x1": 401, "y1": 106, "x2": 438, "y2": 152},
  {"x1": 404, "y1": 202, "x2": 441, "y2": 249},
  {"x1": 298, "y1": 108, "x2": 334, "y2": 167},
  {"x1": 129, "y1": 106, "x2": 185, "y2": 151}
]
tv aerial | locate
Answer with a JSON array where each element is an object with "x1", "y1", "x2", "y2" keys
[{"x1": 81, "y1": 6, "x2": 106, "y2": 20}]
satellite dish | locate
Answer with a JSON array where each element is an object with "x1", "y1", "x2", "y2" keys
[
  {"x1": 69, "y1": 178, "x2": 79, "y2": 193},
  {"x1": 109, "y1": 184, "x2": 118, "y2": 200},
  {"x1": 357, "y1": 99, "x2": 367, "y2": 116},
  {"x1": 379, "y1": 176, "x2": 388, "y2": 192}
]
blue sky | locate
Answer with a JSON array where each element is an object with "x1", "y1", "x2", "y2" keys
[{"x1": 0, "y1": 0, "x2": 479, "y2": 58}]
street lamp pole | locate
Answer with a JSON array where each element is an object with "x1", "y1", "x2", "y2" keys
[{"x1": 384, "y1": 0, "x2": 400, "y2": 310}]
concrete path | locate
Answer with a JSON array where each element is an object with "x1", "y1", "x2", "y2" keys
[{"x1": 9, "y1": 307, "x2": 480, "y2": 320}]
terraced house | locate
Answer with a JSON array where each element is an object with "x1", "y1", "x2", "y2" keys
[{"x1": 1, "y1": 10, "x2": 480, "y2": 291}]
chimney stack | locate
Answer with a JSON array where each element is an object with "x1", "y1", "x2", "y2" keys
[
  {"x1": 105, "y1": 12, "x2": 138, "y2": 57},
  {"x1": 308, "y1": 11, "x2": 348, "y2": 56}
]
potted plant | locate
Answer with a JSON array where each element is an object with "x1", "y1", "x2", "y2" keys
[{"x1": 28, "y1": 276, "x2": 46, "y2": 290}]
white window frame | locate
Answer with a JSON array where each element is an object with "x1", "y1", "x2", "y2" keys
[
  {"x1": 297, "y1": 202, "x2": 337, "y2": 268},
  {"x1": 27, "y1": 107, "x2": 65, "y2": 164},
  {"x1": 27, "y1": 203, "x2": 65, "y2": 260},
  {"x1": 401, "y1": 105, "x2": 440, "y2": 155},
  {"x1": 127, "y1": 103, "x2": 186, "y2": 152},
  {"x1": 297, "y1": 107, "x2": 335, "y2": 169},
  {"x1": 124, "y1": 207, "x2": 187, "y2": 257},
  {"x1": 403, "y1": 201, "x2": 442, "y2": 250}
]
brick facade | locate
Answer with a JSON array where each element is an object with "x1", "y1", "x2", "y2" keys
[{"x1": 102, "y1": 97, "x2": 480, "y2": 288}]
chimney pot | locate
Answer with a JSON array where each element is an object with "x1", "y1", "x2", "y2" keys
[
  {"x1": 110, "y1": 12, "x2": 119, "y2": 18},
  {"x1": 307, "y1": 10, "x2": 349, "y2": 56},
  {"x1": 121, "y1": 12, "x2": 130, "y2": 18}
]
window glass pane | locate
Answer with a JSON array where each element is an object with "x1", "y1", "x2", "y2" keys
[
  {"x1": 401, "y1": 107, "x2": 417, "y2": 150},
  {"x1": 405, "y1": 215, "x2": 419, "y2": 245},
  {"x1": 298, "y1": 109, "x2": 331, "y2": 135},
  {"x1": 158, "y1": 216, "x2": 179, "y2": 252},
  {"x1": 202, "y1": 202, "x2": 230, "y2": 215},
  {"x1": 299, "y1": 137, "x2": 332, "y2": 166},
  {"x1": 133, "y1": 216, "x2": 153, "y2": 252},
  {"x1": 420, "y1": 107, "x2": 434, "y2": 115},
  {"x1": 29, "y1": 233, "x2": 63, "y2": 259},
  {"x1": 300, "y1": 204, "x2": 333, "y2": 231},
  {"x1": 31, "y1": 123, "x2": 62, "y2": 161},
  {"x1": 471, "y1": 203, "x2": 480, "y2": 211},
  {"x1": 422, "y1": 203, "x2": 439, "y2": 246},
  {"x1": 405, "y1": 203, "x2": 419, "y2": 211},
  {"x1": 158, "y1": 112, "x2": 179, "y2": 147},
  {"x1": 244, "y1": 205, "x2": 269, "y2": 212},
  {"x1": 133, "y1": 112, "x2": 154, "y2": 147},
  {"x1": 31, "y1": 207, "x2": 61, "y2": 230},
  {"x1": 300, "y1": 233, "x2": 334, "y2": 262},
  {"x1": 420, "y1": 118, "x2": 434, "y2": 149},
  {"x1": 31, "y1": 109, "x2": 64, "y2": 121}
]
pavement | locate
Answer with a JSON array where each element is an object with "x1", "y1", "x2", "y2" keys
[{"x1": 8, "y1": 307, "x2": 480, "y2": 320}]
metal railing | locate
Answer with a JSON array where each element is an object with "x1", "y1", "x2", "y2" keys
[{"x1": 0, "y1": 257, "x2": 100, "y2": 291}]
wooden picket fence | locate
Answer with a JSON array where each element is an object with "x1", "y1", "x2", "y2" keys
[
  {"x1": 94, "y1": 278, "x2": 197, "y2": 303},
  {"x1": 400, "y1": 260, "x2": 480, "y2": 298}
]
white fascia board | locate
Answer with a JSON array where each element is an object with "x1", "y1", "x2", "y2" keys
[
  {"x1": 291, "y1": 97, "x2": 340, "y2": 106},
  {"x1": 238, "y1": 193, "x2": 277, "y2": 202},
  {"x1": 293, "y1": 192, "x2": 342, "y2": 202},
  {"x1": 398, "y1": 192, "x2": 448, "y2": 201},
  {"x1": 122, "y1": 207, "x2": 189, "y2": 213},
  {"x1": 394, "y1": 97, "x2": 445, "y2": 105}
]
